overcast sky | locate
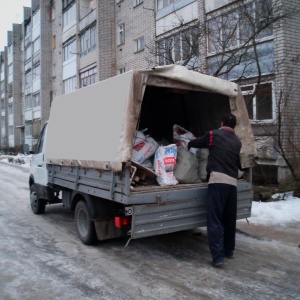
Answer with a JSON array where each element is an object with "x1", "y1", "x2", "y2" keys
[{"x1": 0, "y1": 0, "x2": 32, "y2": 52}]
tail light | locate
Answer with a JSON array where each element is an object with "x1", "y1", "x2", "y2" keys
[{"x1": 115, "y1": 216, "x2": 132, "y2": 228}]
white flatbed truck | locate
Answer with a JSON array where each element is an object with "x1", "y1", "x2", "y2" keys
[{"x1": 29, "y1": 65, "x2": 256, "y2": 245}]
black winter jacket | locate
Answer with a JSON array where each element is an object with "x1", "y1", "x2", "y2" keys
[{"x1": 188, "y1": 127, "x2": 242, "y2": 179}]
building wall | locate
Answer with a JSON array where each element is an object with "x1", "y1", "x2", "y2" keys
[
  {"x1": 0, "y1": 50, "x2": 7, "y2": 148},
  {"x1": 98, "y1": 0, "x2": 116, "y2": 80},
  {"x1": 274, "y1": 0, "x2": 300, "y2": 182},
  {"x1": 11, "y1": 25, "x2": 23, "y2": 148},
  {"x1": 114, "y1": 0, "x2": 155, "y2": 73},
  {"x1": 51, "y1": 0, "x2": 63, "y2": 98},
  {"x1": 40, "y1": 0, "x2": 53, "y2": 127}
]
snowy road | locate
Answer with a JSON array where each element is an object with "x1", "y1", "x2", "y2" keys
[{"x1": 0, "y1": 162, "x2": 300, "y2": 300}]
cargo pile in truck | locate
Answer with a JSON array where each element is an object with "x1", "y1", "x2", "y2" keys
[{"x1": 130, "y1": 124, "x2": 208, "y2": 187}]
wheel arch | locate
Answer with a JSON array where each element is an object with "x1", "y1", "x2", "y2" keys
[
  {"x1": 71, "y1": 192, "x2": 123, "y2": 220},
  {"x1": 29, "y1": 174, "x2": 34, "y2": 188}
]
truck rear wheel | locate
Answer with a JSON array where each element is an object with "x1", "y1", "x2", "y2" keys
[
  {"x1": 30, "y1": 184, "x2": 46, "y2": 214},
  {"x1": 75, "y1": 200, "x2": 97, "y2": 245}
]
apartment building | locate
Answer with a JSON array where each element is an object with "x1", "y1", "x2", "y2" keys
[
  {"x1": 21, "y1": 0, "x2": 53, "y2": 149},
  {"x1": 0, "y1": 51, "x2": 7, "y2": 148},
  {"x1": 6, "y1": 26, "x2": 23, "y2": 149},
  {"x1": 0, "y1": 0, "x2": 299, "y2": 183}
]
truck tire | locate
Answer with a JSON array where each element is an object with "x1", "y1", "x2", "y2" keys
[
  {"x1": 75, "y1": 200, "x2": 97, "y2": 245},
  {"x1": 30, "y1": 184, "x2": 46, "y2": 214}
]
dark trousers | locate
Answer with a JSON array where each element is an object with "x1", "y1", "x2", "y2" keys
[{"x1": 207, "y1": 183, "x2": 237, "y2": 263}]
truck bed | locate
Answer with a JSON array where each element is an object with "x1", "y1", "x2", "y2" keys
[{"x1": 47, "y1": 164, "x2": 253, "y2": 240}]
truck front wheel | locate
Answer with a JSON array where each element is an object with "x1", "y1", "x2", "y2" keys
[
  {"x1": 30, "y1": 184, "x2": 46, "y2": 214},
  {"x1": 75, "y1": 200, "x2": 97, "y2": 245}
]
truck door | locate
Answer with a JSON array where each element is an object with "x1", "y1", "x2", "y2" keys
[{"x1": 30, "y1": 123, "x2": 48, "y2": 187}]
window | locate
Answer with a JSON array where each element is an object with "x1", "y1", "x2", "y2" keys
[
  {"x1": 25, "y1": 46, "x2": 32, "y2": 61},
  {"x1": 117, "y1": 23, "x2": 125, "y2": 45},
  {"x1": 0, "y1": 81, "x2": 4, "y2": 93},
  {"x1": 157, "y1": 0, "x2": 177, "y2": 10},
  {"x1": 25, "y1": 95, "x2": 32, "y2": 110},
  {"x1": 119, "y1": 67, "x2": 126, "y2": 74},
  {"x1": 25, "y1": 71, "x2": 32, "y2": 88},
  {"x1": 32, "y1": 93, "x2": 40, "y2": 107},
  {"x1": 63, "y1": 39, "x2": 76, "y2": 62},
  {"x1": 157, "y1": 27, "x2": 199, "y2": 66},
  {"x1": 1, "y1": 100, "x2": 4, "y2": 113},
  {"x1": 207, "y1": 12, "x2": 239, "y2": 53},
  {"x1": 63, "y1": 0, "x2": 75, "y2": 10},
  {"x1": 256, "y1": 0, "x2": 273, "y2": 39},
  {"x1": 80, "y1": 67, "x2": 97, "y2": 88},
  {"x1": 8, "y1": 64, "x2": 13, "y2": 75},
  {"x1": 9, "y1": 126, "x2": 14, "y2": 136},
  {"x1": 25, "y1": 21, "x2": 32, "y2": 36},
  {"x1": 1, "y1": 117, "x2": 5, "y2": 128},
  {"x1": 242, "y1": 82, "x2": 274, "y2": 122},
  {"x1": 63, "y1": 2, "x2": 76, "y2": 28},
  {"x1": 8, "y1": 44, "x2": 12, "y2": 55},
  {"x1": 33, "y1": 38, "x2": 40, "y2": 54},
  {"x1": 9, "y1": 103, "x2": 13, "y2": 115},
  {"x1": 33, "y1": 64, "x2": 40, "y2": 80},
  {"x1": 135, "y1": 0, "x2": 144, "y2": 6},
  {"x1": 32, "y1": 9, "x2": 40, "y2": 27},
  {"x1": 63, "y1": 76, "x2": 77, "y2": 94},
  {"x1": 207, "y1": 0, "x2": 273, "y2": 55},
  {"x1": 25, "y1": 122, "x2": 32, "y2": 136},
  {"x1": 135, "y1": 36, "x2": 144, "y2": 52},
  {"x1": 80, "y1": 24, "x2": 96, "y2": 56}
]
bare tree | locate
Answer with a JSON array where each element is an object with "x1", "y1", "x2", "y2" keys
[{"x1": 147, "y1": 20, "x2": 205, "y2": 70}]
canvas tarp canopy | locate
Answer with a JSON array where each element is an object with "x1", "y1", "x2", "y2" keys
[{"x1": 45, "y1": 65, "x2": 256, "y2": 171}]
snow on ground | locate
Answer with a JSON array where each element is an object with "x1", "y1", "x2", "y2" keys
[
  {"x1": 0, "y1": 154, "x2": 299, "y2": 227},
  {"x1": 0, "y1": 153, "x2": 32, "y2": 169},
  {"x1": 250, "y1": 192, "x2": 300, "y2": 226}
]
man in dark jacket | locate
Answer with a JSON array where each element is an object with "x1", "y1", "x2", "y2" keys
[{"x1": 188, "y1": 113, "x2": 242, "y2": 268}]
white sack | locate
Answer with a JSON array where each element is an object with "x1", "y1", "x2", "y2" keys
[
  {"x1": 174, "y1": 148, "x2": 201, "y2": 184},
  {"x1": 154, "y1": 144, "x2": 178, "y2": 186},
  {"x1": 133, "y1": 131, "x2": 146, "y2": 147},
  {"x1": 173, "y1": 124, "x2": 198, "y2": 156},
  {"x1": 131, "y1": 136, "x2": 159, "y2": 164}
]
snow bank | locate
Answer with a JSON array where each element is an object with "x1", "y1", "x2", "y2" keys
[
  {"x1": 250, "y1": 192, "x2": 300, "y2": 225},
  {"x1": 0, "y1": 154, "x2": 32, "y2": 169}
]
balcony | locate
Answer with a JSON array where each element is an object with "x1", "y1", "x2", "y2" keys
[
  {"x1": 25, "y1": 86, "x2": 32, "y2": 95},
  {"x1": 8, "y1": 54, "x2": 13, "y2": 65},
  {"x1": 79, "y1": 9, "x2": 96, "y2": 32},
  {"x1": 25, "y1": 60, "x2": 32, "y2": 72},
  {"x1": 25, "y1": 109, "x2": 33, "y2": 121},
  {"x1": 24, "y1": 34, "x2": 32, "y2": 48},
  {"x1": 33, "y1": 51, "x2": 40, "y2": 65}
]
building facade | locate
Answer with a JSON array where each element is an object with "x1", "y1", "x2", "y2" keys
[{"x1": 0, "y1": 0, "x2": 299, "y2": 183}]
